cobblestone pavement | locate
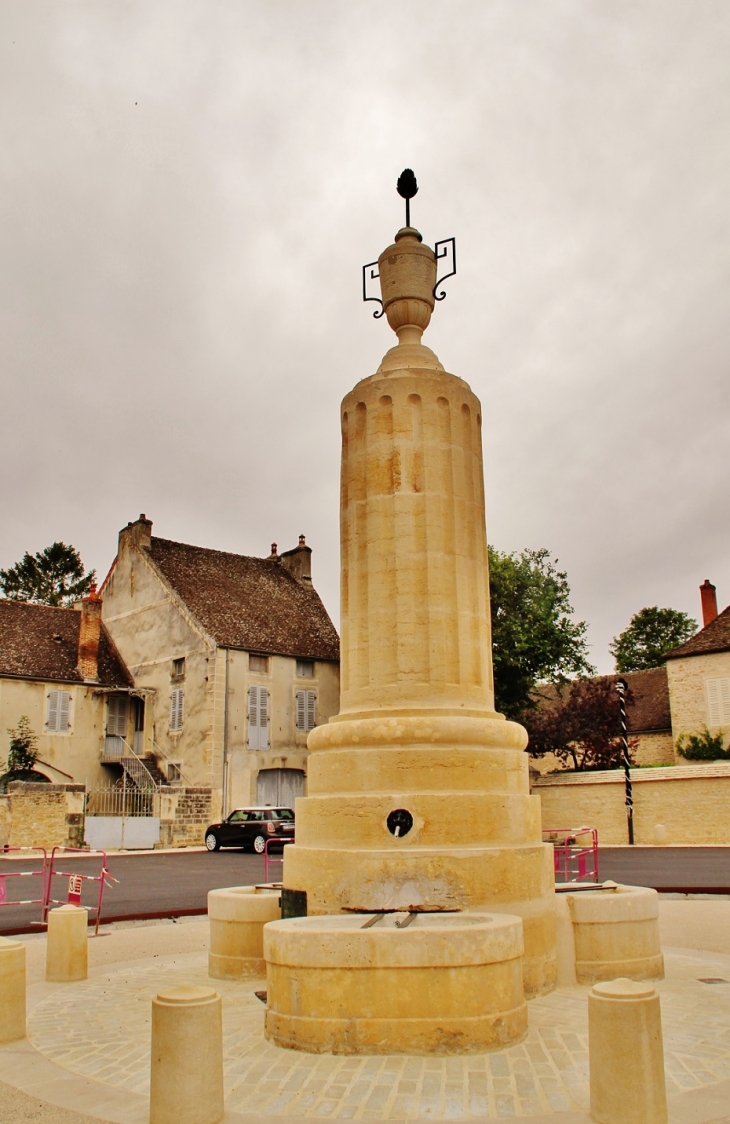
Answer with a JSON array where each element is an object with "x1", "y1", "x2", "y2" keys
[{"x1": 25, "y1": 948, "x2": 730, "y2": 1120}]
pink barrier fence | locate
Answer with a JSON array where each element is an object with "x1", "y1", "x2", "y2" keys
[
  {"x1": 543, "y1": 826, "x2": 599, "y2": 883},
  {"x1": 263, "y1": 837, "x2": 294, "y2": 884},
  {"x1": 44, "y1": 847, "x2": 118, "y2": 935},
  {"x1": 0, "y1": 846, "x2": 49, "y2": 926}
]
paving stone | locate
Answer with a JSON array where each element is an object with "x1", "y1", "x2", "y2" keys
[{"x1": 6, "y1": 946, "x2": 727, "y2": 1120}]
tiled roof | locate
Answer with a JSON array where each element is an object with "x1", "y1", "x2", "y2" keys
[
  {"x1": 664, "y1": 604, "x2": 730, "y2": 659},
  {"x1": 0, "y1": 601, "x2": 133, "y2": 687},
  {"x1": 615, "y1": 667, "x2": 672, "y2": 732},
  {"x1": 535, "y1": 666, "x2": 671, "y2": 733},
  {"x1": 148, "y1": 538, "x2": 340, "y2": 661}
]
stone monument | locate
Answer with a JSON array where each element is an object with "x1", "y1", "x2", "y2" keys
[{"x1": 282, "y1": 171, "x2": 556, "y2": 1000}]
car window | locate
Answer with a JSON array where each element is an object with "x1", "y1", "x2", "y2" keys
[
  {"x1": 228, "y1": 810, "x2": 247, "y2": 823},
  {"x1": 274, "y1": 809, "x2": 295, "y2": 820},
  {"x1": 249, "y1": 810, "x2": 266, "y2": 821}
]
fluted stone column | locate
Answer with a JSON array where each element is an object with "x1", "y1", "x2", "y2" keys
[{"x1": 285, "y1": 224, "x2": 556, "y2": 997}]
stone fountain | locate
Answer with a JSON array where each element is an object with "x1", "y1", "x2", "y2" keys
[{"x1": 265, "y1": 172, "x2": 558, "y2": 1054}]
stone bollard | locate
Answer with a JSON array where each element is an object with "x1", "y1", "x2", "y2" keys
[
  {"x1": 653, "y1": 823, "x2": 668, "y2": 845},
  {"x1": 588, "y1": 977, "x2": 667, "y2": 1124},
  {"x1": 46, "y1": 904, "x2": 88, "y2": 982},
  {"x1": 150, "y1": 985, "x2": 224, "y2": 1124},
  {"x1": 0, "y1": 937, "x2": 26, "y2": 1043}
]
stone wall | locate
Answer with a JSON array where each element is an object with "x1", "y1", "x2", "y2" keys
[
  {"x1": 535, "y1": 763, "x2": 730, "y2": 844},
  {"x1": 158, "y1": 786, "x2": 212, "y2": 847},
  {"x1": 0, "y1": 782, "x2": 85, "y2": 849}
]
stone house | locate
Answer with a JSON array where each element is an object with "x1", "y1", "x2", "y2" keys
[
  {"x1": 100, "y1": 516, "x2": 340, "y2": 820},
  {"x1": 665, "y1": 580, "x2": 730, "y2": 749},
  {"x1": 0, "y1": 593, "x2": 135, "y2": 789}
]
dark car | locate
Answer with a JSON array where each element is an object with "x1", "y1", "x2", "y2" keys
[{"x1": 204, "y1": 807, "x2": 295, "y2": 854}]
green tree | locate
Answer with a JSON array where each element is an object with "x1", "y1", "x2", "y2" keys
[
  {"x1": 488, "y1": 546, "x2": 594, "y2": 719},
  {"x1": 0, "y1": 542, "x2": 95, "y2": 607},
  {"x1": 610, "y1": 606, "x2": 697, "y2": 673},
  {"x1": 1, "y1": 716, "x2": 48, "y2": 792},
  {"x1": 525, "y1": 677, "x2": 635, "y2": 771},
  {"x1": 4, "y1": 716, "x2": 39, "y2": 773}
]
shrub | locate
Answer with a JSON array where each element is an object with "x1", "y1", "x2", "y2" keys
[
  {"x1": 5, "y1": 716, "x2": 39, "y2": 772},
  {"x1": 676, "y1": 726, "x2": 730, "y2": 761}
]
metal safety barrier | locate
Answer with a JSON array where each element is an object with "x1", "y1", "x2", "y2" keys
[
  {"x1": 44, "y1": 847, "x2": 118, "y2": 935},
  {"x1": 263, "y1": 837, "x2": 294, "y2": 884},
  {"x1": 543, "y1": 826, "x2": 599, "y2": 883},
  {"x1": 0, "y1": 846, "x2": 49, "y2": 926}
]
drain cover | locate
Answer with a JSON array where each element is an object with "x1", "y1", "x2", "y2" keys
[{"x1": 698, "y1": 978, "x2": 728, "y2": 984}]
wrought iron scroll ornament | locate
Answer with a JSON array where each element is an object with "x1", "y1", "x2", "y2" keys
[
  {"x1": 361, "y1": 170, "x2": 456, "y2": 315},
  {"x1": 433, "y1": 237, "x2": 456, "y2": 301},
  {"x1": 362, "y1": 261, "x2": 384, "y2": 318}
]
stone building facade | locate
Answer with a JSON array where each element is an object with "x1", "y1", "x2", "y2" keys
[
  {"x1": 0, "y1": 595, "x2": 135, "y2": 790},
  {"x1": 100, "y1": 516, "x2": 340, "y2": 821},
  {"x1": 665, "y1": 580, "x2": 730, "y2": 749}
]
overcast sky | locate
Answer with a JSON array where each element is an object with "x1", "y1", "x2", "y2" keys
[{"x1": 1, "y1": 1, "x2": 729, "y2": 673}]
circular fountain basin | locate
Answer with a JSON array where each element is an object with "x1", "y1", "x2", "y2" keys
[
  {"x1": 208, "y1": 885, "x2": 281, "y2": 980},
  {"x1": 559, "y1": 883, "x2": 664, "y2": 984},
  {"x1": 264, "y1": 911, "x2": 526, "y2": 1055}
]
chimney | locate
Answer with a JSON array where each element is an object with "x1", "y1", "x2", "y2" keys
[
  {"x1": 77, "y1": 583, "x2": 102, "y2": 681},
  {"x1": 700, "y1": 579, "x2": 718, "y2": 628},
  {"x1": 120, "y1": 513, "x2": 153, "y2": 554},
  {"x1": 267, "y1": 542, "x2": 280, "y2": 561},
  {"x1": 280, "y1": 534, "x2": 312, "y2": 584}
]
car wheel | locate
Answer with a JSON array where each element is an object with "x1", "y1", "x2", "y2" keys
[
  {"x1": 205, "y1": 832, "x2": 221, "y2": 852},
  {"x1": 253, "y1": 834, "x2": 267, "y2": 855}
]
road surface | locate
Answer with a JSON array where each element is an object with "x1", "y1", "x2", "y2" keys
[{"x1": 1, "y1": 845, "x2": 728, "y2": 934}]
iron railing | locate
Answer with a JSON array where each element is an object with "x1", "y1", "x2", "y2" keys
[
  {"x1": 100, "y1": 736, "x2": 158, "y2": 791},
  {"x1": 85, "y1": 785, "x2": 155, "y2": 817}
]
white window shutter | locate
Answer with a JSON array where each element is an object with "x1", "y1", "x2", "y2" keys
[
  {"x1": 721, "y1": 678, "x2": 730, "y2": 725},
  {"x1": 59, "y1": 691, "x2": 71, "y2": 733},
  {"x1": 170, "y1": 688, "x2": 184, "y2": 731},
  {"x1": 259, "y1": 687, "x2": 269, "y2": 749},
  {"x1": 306, "y1": 690, "x2": 316, "y2": 732},
  {"x1": 296, "y1": 690, "x2": 305, "y2": 730},
  {"x1": 707, "y1": 679, "x2": 723, "y2": 727},
  {"x1": 47, "y1": 690, "x2": 59, "y2": 731},
  {"x1": 107, "y1": 696, "x2": 128, "y2": 737},
  {"x1": 248, "y1": 686, "x2": 259, "y2": 749}
]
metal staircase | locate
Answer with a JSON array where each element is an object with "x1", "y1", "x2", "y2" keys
[{"x1": 102, "y1": 738, "x2": 165, "y2": 792}]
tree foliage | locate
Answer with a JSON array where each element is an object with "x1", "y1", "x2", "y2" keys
[
  {"x1": 0, "y1": 542, "x2": 95, "y2": 607},
  {"x1": 610, "y1": 606, "x2": 697, "y2": 672},
  {"x1": 488, "y1": 546, "x2": 594, "y2": 719},
  {"x1": 1, "y1": 717, "x2": 47, "y2": 792},
  {"x1": 676, "y1": 726, "x2": 730, "y2": 762},
  {"x1": 525, "y1": 677, "x2": 635, "y2": 771}
]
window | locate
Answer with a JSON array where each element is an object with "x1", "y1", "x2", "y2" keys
[
  {"x1": 706, "y1": 677, "x2": 730, "y2": 727},
  {"x1": 166, "y1": 762, "x2": 182, "y2": 785},
  {"x1": 46, "y1": 689, "x2": 72, "y2": 733},
  {"x1": 170, "y1": 688, "x2": 185, "y2": 731},
  {"x1": 249, "y1": 654, "x2": 269, "y2": 673},
  {"x1": 248, "y1": 685, "x2": 269, "y2": 749},
  {"x1": 172, "y1": 657, "x2": 186, "y2": 679},
  {"x1": 296, "y1": 659, "x2": 314, "y2": 678},
  {"x1": 296, "y1": 689, "x2": 317, "y2": 732},
  {"x1": 106, "y1": 696, "x2": 129, "y2": 737}
]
